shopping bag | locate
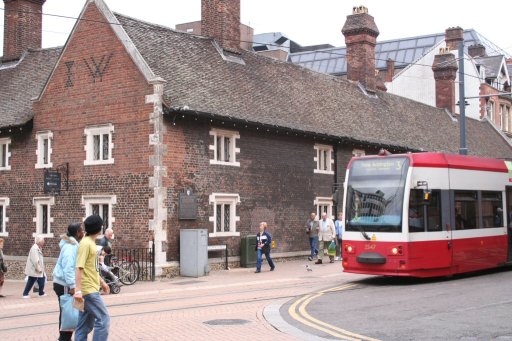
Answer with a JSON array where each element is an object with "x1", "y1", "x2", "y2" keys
[
  {"x1": 60, "y1": 294, "x2": 79, "y2": 331},
  {"x1": 327, "y1": 241, "x2": 336, "y2": 257}
]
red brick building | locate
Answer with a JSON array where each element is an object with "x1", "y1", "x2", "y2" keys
[{"x1": 1, "y1": 0, "x2": 511, "y2": 276}]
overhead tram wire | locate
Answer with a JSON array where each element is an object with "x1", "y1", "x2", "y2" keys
[{"x1": 0, "y1": 7, "x2": 508, "y2": 87}]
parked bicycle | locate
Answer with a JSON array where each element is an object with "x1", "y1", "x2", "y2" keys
[{"x1": 110, "y1": 255, "x2": 139, "y2": 285}]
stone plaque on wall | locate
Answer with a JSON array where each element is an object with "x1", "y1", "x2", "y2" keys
[{"x1": 179, "y1": 188, "x2": 197, "y2": 220}]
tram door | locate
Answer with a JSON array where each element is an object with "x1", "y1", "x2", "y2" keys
[{"x1": 506, "y1": 187, "x2": 512, "y2": 262}]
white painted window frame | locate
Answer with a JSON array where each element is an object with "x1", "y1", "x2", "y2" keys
[
  {"x1": 209, "y1": 128, "x2": 240, "y2": 167},
  {"x1": 84, "y1": 124, "x2": 114, "y2": 165},
  {"x1": 81, "y1": 195, "x2": 117, "y2": 230},
  {"x1": 314, "y1": 196, "x2": 334, "y2": 219},
  {"x1": 32, "y1": 196, "x2": 55, "y2": 238},
  {"x1": 209, "y1": 193, "x2": 240, "y2": 237},
  {"x1": 313, "y1": 144, "x2": 334, "y2": 174},
  {"x1": 0, "y1": 137, "x2": 11, "y2": 171},
  {"x1": 35, "y1": 131, "x2": 53, "y2": 169},
  {"x1": 0, "y1": 197, "x2": 9, "y2": 237}
]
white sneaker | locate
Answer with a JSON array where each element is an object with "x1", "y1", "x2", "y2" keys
[
  {"x1": 22, "y1": 295, "x2": 30, "y2": 299},
  {"x1": 335, "y1": 256, "x2": 339, "y2": 261},
  {"x1": 38, "y1": 293, "x2": 47, "y2": 297}
]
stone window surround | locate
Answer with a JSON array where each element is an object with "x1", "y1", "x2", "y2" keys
[
  {"x1": 84, "y1": 124, "x2": 114, "y2": 165},
  {"x1": 0, "y1": 197, "x2": 9, "y2": 237},
  {"x1": 81, "y1": 195, "x2": 117, "y2": 230},
  {"x1": 209, "y1": 128, "x2": 240, "y2": 167},
  {"x1": 32, "y1": 196, "x2": 55, "y2": 238},
  {"x1": 313, "y1": 144, "x2": 334, "y2": 174},
  {"x1": 0, "y1": 137, "x2": 12, "y2": 171},
  {"x1": 208, "y1": 193, "x2": 240, "y2": 237},
  {"x1": 315, "y1": 196, "x2": 334, "y2": 219},
  {"x1": 35, "y1": 130, "x2": 53, "y2": 169}
]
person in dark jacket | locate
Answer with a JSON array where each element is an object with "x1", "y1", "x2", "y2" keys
[
  {"x1": 52, "y1": 223, "x2": 84, "y2": 341},
  {"x1": 255, "y1": 222, "x2": 275, "y2": 273}
]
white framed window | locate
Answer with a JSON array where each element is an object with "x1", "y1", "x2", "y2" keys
[
  {"x1": 352, "y1": 149, "x2": 366, "y2": 157},
  {"x1": 315, "y1": 196, "x2": 333, "y2": 219},
  {"x1": 0, "y1": 137, "x2": 11, "y2": 171},
  {"x1": 0, "y1": 197, "x2": 9, "y2": 237},
  {"x1": 33, "y1": 197, "x2": 55, "y2": 238},
  {"x1": 487, "y1": 101, "x2": 495, "y2": 122},
  {"x1": 84, "y1": 124, "x2": 114, "y2": 165},
  {"x1": 314, "y1": 144, "x2": 334, "y2": 174},
  {"x1": 209, "y1": 128, "x2": 240, "y2": 166},
  {"x1": 81, "y1": 195, "x2": 116, "y2": 232},
  {"x1": 209, "y1": 193, "x2": 240, "y2": 237},
  {"x1": 35, "y1": 131, "x2": 53, "y2": 169},
  {"x1": 500, "y1": 105, "x2": 505, "y2": 129}
]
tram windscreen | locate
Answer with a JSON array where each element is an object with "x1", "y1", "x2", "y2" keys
[{"x1": 345, "y1": 157, "x2": 409, "y2": 233}]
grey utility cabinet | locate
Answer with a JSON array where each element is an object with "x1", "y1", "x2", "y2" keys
[{"x1": 180, "y1": 229, "x2": 209, "y2": 277}]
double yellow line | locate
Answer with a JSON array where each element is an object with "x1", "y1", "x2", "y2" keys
[{"x1": 288, "y1": 284, "x2": 381, "y2": 341}]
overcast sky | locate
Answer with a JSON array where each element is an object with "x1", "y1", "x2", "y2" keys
[{"x1": 1, "y1": 0, "x2": 511, "y2": 56}]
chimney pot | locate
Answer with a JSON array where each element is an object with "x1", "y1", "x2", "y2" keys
[{"x1": 468, "y1": 44, "x2": 486, "y2": 58}]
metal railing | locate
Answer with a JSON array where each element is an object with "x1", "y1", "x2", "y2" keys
[{"x1": 112, "y1": 240, "x2": 155, "y2": 281}]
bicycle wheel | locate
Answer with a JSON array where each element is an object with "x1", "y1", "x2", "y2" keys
[{"x1": 118, "y1": 261, "x2": 138, "y2": 285}]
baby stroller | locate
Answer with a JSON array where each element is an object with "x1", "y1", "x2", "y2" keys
[{"x1": 100, "y1": 258, "x2": 121, "y2": 294}]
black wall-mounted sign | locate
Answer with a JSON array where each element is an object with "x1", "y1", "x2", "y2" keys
[
  {"x1": 179, "y1": 188, "x2": 197, "y2": 220},
  {"x1": 44, "y1": 170, "x2": 61, "y2": 194}
]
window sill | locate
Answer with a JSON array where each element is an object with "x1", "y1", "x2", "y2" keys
[
  {"x1": 0, "y1": 167, "x2": 11, "y2": 171},
  {"x1": 209, "y1": 232, "x2": 240, "y2": 238},
  {"x1": 0, "y1": 232, "x2": 8, "y2": 237},
  {"x1": 35, "y1": 163, "x2": 53, "y2": 169},
  {"x1": 84, "y1": 159, "x2": 115, "y2": 166},
  {"x1": 209, "y1": 160, "x2": 240, "y2": 167},
  {"x1": 32, "y1": 232, "x2": 54, "y2": 238},
  {"x1": 314, "y1": 169, "x2": 334, "y2": 175}
]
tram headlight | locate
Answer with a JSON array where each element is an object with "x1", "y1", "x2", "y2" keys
[{"x1": 390, "y1": 245, "x2": 403, "y2": 255}]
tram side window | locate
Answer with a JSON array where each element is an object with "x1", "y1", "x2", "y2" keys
[
  {"x1": 408, "y1": 189, "x2": 442, "y2": 232},
  {"x1": 481, "y1": 191, "x2": 503, "y2": 228},
  {"x1": 454, "y1": 191, "x2": 479, "y2": 230}
]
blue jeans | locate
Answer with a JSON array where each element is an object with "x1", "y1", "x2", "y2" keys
[
  {"x1": 256, "y1": 248, "x2": 275, "y2": 271},
  {"x1": 309, "y1": 237, "x2": 318, "y2": 258},
  {"x1": 75, "y1": 292, "x2": 110, "y2": 341},
  {"x1": 22, "y1": 276, "x2": 45, "y2": 296}
]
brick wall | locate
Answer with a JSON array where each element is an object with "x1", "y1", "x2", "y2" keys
[
  {"x1": 1, "y1": 2, "x2": 154, "y2": 257},
  {"x1": 163, "y1": 117, "x2": 358, "y2": 261}
]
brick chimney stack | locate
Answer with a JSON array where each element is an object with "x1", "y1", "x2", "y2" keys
[
  {"x1": 3, "y1": 0, "x2": 46, "y2": 62},
  {"x1": 468, "y1": 44, "x2": 486, "y2": 58},
  {"x1": 445, "y1": 27, "x2": 463, "y2": 51},
  {"x1": 342, "y1": 6, "x2": 380, "y2": 93},
  {"x1": 386, "y1": 59, "x2": 395, "y2": 82},
  {"x1": 201, "y1": 0, "x2": 240, "y2": 52},
  {"x1": 432, "y1": 47, "x2": 458, "y2": 114}
]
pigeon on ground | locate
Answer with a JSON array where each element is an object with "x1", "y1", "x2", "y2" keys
[{"x1": 305, "y1": 264, "x2": 313, "y2": 271}]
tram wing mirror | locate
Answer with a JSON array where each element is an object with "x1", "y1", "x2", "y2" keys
[{"x1": 422, "y1": 190, "x2": 431, "y2": 204}]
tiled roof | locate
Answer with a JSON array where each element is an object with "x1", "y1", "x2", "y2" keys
[
  {"x1": 0, "y1": 47, "x2": 62, "y2": 128},
  {"x1": 289, "y1": 30, "x2": 511, "y2": 76},
  {"x1": 474, "y1": 55, "x2": 506, "y2": 79},
  {"x1": 116, "y1": 14, "x2": 512, "y2": 159}
]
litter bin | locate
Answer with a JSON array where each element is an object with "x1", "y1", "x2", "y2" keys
[{"x1": 240, "y1": 234, "x2": 257, "y2": 268}]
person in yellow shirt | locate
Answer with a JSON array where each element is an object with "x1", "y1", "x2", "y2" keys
[{"x1": 74, "y1": 215, "x2": 110, "y2": 341}]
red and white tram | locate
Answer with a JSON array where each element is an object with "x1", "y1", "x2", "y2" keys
[{"x1": 342, "y1": 152, "x2": 512, "y2": 277}]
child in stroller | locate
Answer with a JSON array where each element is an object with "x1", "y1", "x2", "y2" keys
[{"x1": 99, "y1": 246, "x2": 121, "y2": 294}]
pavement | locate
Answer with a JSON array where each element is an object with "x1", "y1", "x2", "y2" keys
[{"x1": 0, "y1": 258, "x2": 361, "y2": 340}]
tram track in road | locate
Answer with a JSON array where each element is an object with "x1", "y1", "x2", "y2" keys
[
  {"x1": 0, "y1": 275, "x2": 345, "y2": 333},
  {"x1": 287, "y1": 284, "x2": 381, "y2": 341}
]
